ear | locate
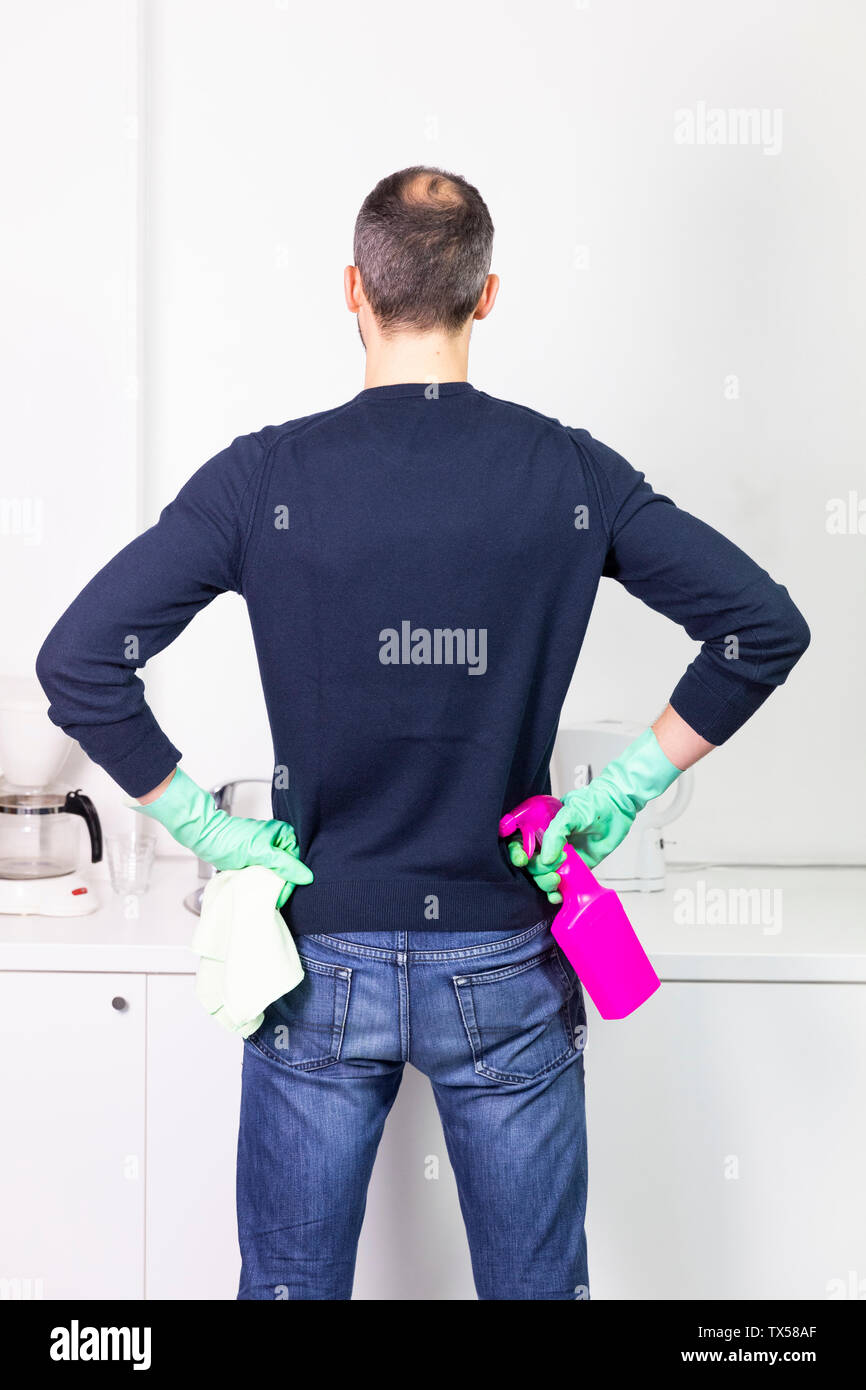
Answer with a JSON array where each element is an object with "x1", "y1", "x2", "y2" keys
[
  {"x1": 473, "y1": 273, "x2": 500, "y2": 322},
  {"x1": 344, "y1": 265, "x2": 363, "y2": 314}
]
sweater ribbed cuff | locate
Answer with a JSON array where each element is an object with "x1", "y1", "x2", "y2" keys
[
  {"x1": 59, "y1": 708, "x2": 182, "y2": 798},
  {"x1": 669, "y1": 663, "x2": 776, "y2": 745}
]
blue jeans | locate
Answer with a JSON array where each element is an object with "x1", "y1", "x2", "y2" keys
[{"x1": 236, "y1": 918, "x2": 589, "y2": 1300}]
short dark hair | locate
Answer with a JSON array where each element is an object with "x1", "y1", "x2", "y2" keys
[{"x1": 353, "y1": 166, "x2": 494, "y2": 336}]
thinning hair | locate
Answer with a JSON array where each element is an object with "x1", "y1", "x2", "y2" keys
[{"x1": 353, "y1": 166, "x2": 494, "y2": 336}]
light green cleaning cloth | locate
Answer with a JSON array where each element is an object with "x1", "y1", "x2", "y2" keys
[{"x1": 192, "y1": 865, "x2": 305, "y2": 1036}]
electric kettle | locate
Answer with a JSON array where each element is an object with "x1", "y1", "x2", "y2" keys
[{"x1": 551, "y1": 719, "x2": 694, "y2": 892}]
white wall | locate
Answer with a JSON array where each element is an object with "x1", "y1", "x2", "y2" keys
[
  {"x1": 0, "y1": 8, "x2": 140, "y2": 671},
  {"x1": 3, "y1": 0, "x2": 862, "y2": 858},
  {"x1": 0, "y1": 0, "x2": 144, "y2": 849},
  {"x1": 143, "y1": 0, "x2": 864, "y2": 863}
]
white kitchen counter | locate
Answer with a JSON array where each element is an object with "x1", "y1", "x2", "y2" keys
[
  {"x1": 621, "y1": 862, "x2": 866, "y2": 983},
  {"x1": 0, "y1": 859, "x2": 200, "y2": 972},
  {"x1": 0, "y1": 857, "x2": 863, "y2": 981}
]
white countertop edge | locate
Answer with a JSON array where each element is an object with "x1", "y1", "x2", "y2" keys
[
  {"x1": 2, "y1": 942, "x2": 866, "y2": 983},
  {"x1": 647, "y1": 952, "x2": 866, "y2": 984}
]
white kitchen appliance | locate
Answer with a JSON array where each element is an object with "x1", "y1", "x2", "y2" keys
[
  {"x1": 0, "y1": 676, "x2": 102, "y2": 915},
  {"x1": 550, "y1": 720, "x2": 694, "y2": 892}
]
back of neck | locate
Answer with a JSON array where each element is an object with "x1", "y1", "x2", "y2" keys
[{"x1": 363, "y1": 330, "x2": 470, "y2": 389}]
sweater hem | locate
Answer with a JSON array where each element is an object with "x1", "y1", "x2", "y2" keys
[{"x1": 284, "y1": 877, "x2": 550, "y2": 935}]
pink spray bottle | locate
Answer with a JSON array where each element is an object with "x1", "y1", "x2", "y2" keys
[{"x1": 499, "y1": 795, "x2": 660, "y2": 1020}]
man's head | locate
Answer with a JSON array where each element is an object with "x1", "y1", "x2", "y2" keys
[{"x1": 345, "y1": 166, "x2": 497, "y2": 346}]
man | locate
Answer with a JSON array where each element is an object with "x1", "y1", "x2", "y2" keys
[{"x1": 36, "y1": 166, "x2": 810, "y2": 1301}]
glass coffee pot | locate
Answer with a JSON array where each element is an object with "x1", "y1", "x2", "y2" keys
[
  {"x1": 0, "y1": 676, "x2": 104, "y2": 915},
  {"x1": 0, "y1": 788, "x2": 102, "y2": 880}
]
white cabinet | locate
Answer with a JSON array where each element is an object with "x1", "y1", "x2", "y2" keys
[
  {"x1": 145, "y1": 974, "x2": 242, "y2": 1299},
  {"x1": 0, "y1": 971, "x2": 145, "y2": 1299},
  {"x1": 585, "y1": 981, "x2": 866, "y2": 1299}
]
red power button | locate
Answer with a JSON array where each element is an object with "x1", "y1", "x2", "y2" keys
[{"x1": 71, "y1": 887, "x2": 88, "y2": 896}]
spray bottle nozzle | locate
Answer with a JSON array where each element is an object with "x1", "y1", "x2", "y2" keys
[{"x1": 498, "y1": 794, "x2": 562, "y2": 859}]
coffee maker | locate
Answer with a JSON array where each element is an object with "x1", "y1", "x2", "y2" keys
[{"x1": 0, "y1": 676, "x2": 102, "y2": 915}]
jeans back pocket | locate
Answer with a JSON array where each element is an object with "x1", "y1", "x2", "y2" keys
[
  {"x1": 248, "y1": 956, "x2": 351, "y2": 1070},
  {"x1": 454, "y1": 946, "x2": 584, "y2": 1084}
]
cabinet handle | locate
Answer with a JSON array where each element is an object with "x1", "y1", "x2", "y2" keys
[{"x1": 111, "y1": 996, "x2": 128, "y2": 1012}]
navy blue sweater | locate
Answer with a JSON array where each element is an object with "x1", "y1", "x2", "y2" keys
[{"x1": 36, "y1": 382, "x2": 810, "y2": 933}]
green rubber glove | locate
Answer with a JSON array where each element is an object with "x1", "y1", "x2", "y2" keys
[
  {"x1": 129, "y1": 768, "x2": 313, "y2": 910},
  {"x1": 508, "y1": 728, "x2": 682, "y2": 904}
]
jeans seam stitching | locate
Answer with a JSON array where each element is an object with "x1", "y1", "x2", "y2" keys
[
  {"x1": 410, "y1": 918, "x2": 553, "y2": 961},
  {"x1": 300, "y1": 918, "x2": 553, "y2": 962},
  {"x1": 334, "y1": 971, "x2": 351, "y2": 1059},
  {"x1": 456, "y1": 945, "x2": 558, "y2": 987}
]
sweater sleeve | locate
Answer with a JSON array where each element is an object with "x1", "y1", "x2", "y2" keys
[
  {"x1": 570, "y1": 429, "x2": 811, "y2": 744},
  {"x1": 35, "y1": 431, "x2": 266, "y2": 796}
]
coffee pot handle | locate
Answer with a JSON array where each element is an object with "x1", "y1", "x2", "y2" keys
[{"x1": 64, "y1": 789, "x2": 103, "y2": 863}]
